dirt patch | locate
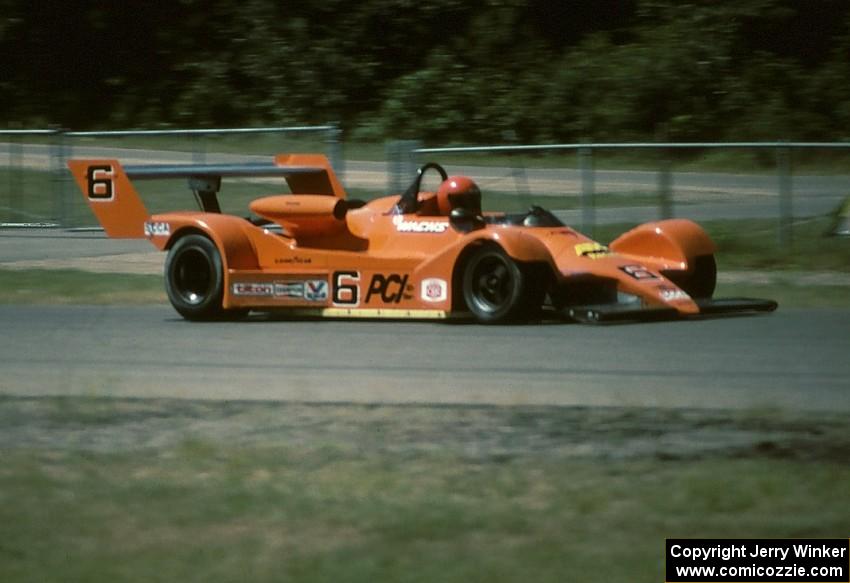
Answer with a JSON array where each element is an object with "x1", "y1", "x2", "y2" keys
[
  {"x1": 2, "y1": 250, "x2": 849, "y2": 288},
  {"x1": 0, "y1": 252, "x2": 164, "y2": 275},
  {"x1": 718, "y1": 269, "x2": 850, "y2": 286},
  {"x1": 2, "y1": 396, "x2": 847, "y2": 463}
]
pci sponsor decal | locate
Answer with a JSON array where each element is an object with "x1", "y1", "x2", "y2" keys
[
  {"x1": 658, "y1": 286, "x2": 691, "y2": 302},
  {"x1": 420, "y1": 278, "x2": 447, "y2": 302},
  {"x1": 232, "y1": 282, "x2": 274, "y2": 296},
  {"x1": 574, "y1": 242, "x2": 611, "y2": 259},
  {"x1": 366, "y1": 273, "x2": 414, "y2": 304},
  {"x1": 392, "y1": 215, "x2": 449, "y2": 233},
  {"x1": 619, "y1": 264, "x2": 659, "y2": 280},
  {"x1": 144, "y1": 221, "x2": 170, "y2": 237},
  {"x1": 304, "y1": 280, "x2": 328, "y2": 301}
]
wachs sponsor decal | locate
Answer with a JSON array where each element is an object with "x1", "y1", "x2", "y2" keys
[
  {"x1": 420, "y1": 278, "x2": 447, "y2": 302},
  {"x1": 392, "y1": 215, "x2": 449, "y2": 233}
]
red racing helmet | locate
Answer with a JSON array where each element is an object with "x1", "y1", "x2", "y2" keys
[{"x1": 436, "y1": 176, "x2": 482, "y2": 216}]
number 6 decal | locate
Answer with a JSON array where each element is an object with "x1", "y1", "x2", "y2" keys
[
  {"x1": 332, "y1": 271, "x2": 360, "y2": 306},
  {"x1": 87, "y1": 165, "x2": 114, "y2": 200}
]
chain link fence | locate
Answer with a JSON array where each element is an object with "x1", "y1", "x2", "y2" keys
[
  {"x1": 0, "y1": 125, "x2": 342, "y2": 229},
  {"x1": 3, "y1": 128, "x2": 849, "y2": 248},
  {"x1": 386, "y1": 141, "x2": 850, "y2": 247}
]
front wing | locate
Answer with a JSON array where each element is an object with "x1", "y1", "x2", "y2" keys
[{"x1": 565, "y1": 297, "x2": 778, "y2": 324}]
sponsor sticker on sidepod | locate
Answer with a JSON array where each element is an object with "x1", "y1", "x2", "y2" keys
[
  {"x1": 304, "y1": 280, "x2": 329, "y2": 301},
  {"x1": 421, "y1": 278, "x2": 447, "y2": 302},
  {"x1": 658, "y1": 286, "x2": 691, "y2": 301},
  {"x1": 233, "y1": 282, "x2": 274, "y2": 296},
  {"x1": 392, "y1": 215, "x2": 449, "y2": 233}
]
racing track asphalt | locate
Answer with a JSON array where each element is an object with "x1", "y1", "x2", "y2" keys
[{"x1": 1, "y1": 304, "x2": 848, "y2": 412}]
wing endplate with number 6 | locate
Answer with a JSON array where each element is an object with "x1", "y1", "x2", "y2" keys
[{"x1": 67, "y1": 159, "x2": 150, "y2": 238}]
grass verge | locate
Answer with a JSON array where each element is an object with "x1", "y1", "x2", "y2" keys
[
  {"x1": 1, "y1": 217, "x2": 847, "y2": 306},
  {"x1": 716, "y1": 282, "x2": 850, "y2": 308},
  {"x1": 1, "y1": 268, "x2": 847, "y2": 307},
  {"x1": 0, "y1": 397, "x2": 847, "y2": 583},
  {"x1": 0, "y1": 269, "x2": 164, "y2": 304},
  {"x1": 596, "y1": 217, "x2": 850, "y2": 272}
]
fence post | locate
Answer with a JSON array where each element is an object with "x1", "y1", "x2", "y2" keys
[
  {"x1": 502, "y1": 130, "x2": 530, "y2": 202},
  {"x1": 50, "y1": 129, "x2": 64, "y2": 226},
  {"x1": 8, "y1": 133, "x2": 23, "y2": 222},
  {"x1": 578, "y1": 146, "x2": 595, "y2": 236},
  {"x1": 61, "y1": 131, "x2": 74, "y2": 227},
  {"x1": 385, "y1": 141, "x2": 401, "y2": 194},
  {"x1": 326, "y1": 123, "x2": 344, "y2": 182},
  {"x1": 776, "y1": 144, "x2": 792, "y2": 248},
  {"x1": 385, "y1": 140, "x2": 421, "y2": 195},
  {"x1": 658, "y1": 148, "x2": 673, "y2": 219},
  {"x1": 191, "y1": 133, "x2": 206, "y2": 164}
]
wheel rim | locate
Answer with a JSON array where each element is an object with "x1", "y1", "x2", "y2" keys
[
  {"x1": 173, "y1": 247, "x2": 214, "y2": 305},
  {"x1": 470, "y1": 254, "x2": 515, "y2": 313}
]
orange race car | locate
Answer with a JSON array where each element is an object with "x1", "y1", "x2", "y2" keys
[{"x1": 68, "y1": 154, "x2": 776, "y2": 324}]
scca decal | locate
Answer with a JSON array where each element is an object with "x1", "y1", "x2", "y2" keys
[
  {"x1": 365, "y1": 274, "x2": 413, "y2": 304},
  {"x1": 421, "y1": 278, "x2": 447, "y2": 302}
]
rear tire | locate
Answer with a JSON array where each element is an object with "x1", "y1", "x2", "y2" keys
[
  {"x1": 668, "y1": 254, "x2": 717, "y2": 299},
  {"x1": 462, "y1": 246, "x2": 543, "y2": 323},
  {"x1": 165, "y1": 234, "x2": 237, "y2": 321}
]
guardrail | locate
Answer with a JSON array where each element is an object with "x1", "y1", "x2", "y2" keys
[
  {"x1": 390, "y1": 141, "x2": 850, "y2": 247},
  {"x1": 0, "y1": 124, "x2": 342, "y2": 228}
]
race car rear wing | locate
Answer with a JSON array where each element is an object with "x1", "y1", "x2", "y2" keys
[{"x1": 67, "y1": 153, "x2": 346, "y2": 238}]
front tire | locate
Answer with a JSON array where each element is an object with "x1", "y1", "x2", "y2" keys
[
  {"x1": 165, "y1": 234, "x2": 231, "y2": 321},
  {"x1": 668, "y1": 254, "x2": 717, "y2": 299},
  {"x1": 462, "y1": 246, "x2": 543, "y2": 323}
]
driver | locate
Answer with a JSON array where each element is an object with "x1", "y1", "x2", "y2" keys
[{"x1": 436, "y1": 176, "x2": 482, "y2": 216}]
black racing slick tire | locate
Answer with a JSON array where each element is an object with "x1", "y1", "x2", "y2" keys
[
  {"x1": 462, "y1": 245, "x2": 542, "y2": 324},
  {"x1": 671, "y1": 254, "x2": 717, "y2": 299},
  {"x1": 164, "y1": 234, "x2": 235, "y2": 321}
]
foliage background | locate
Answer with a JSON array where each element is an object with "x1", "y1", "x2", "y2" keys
[{"x1": 2, "y1": 0, "x2": 849, "y2": 143}]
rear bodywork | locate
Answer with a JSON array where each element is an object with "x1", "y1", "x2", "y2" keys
[{"x1": 68, "y1": 154, "x2": 777, "y2": 323}]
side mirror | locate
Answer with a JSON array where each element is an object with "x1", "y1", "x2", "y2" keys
[
  {"x1": 449, "y1": 207, "x2": 485, "y2": 233},
  {"x1": 522, "y1": 205, "x2": 563, "y2": 227}
]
